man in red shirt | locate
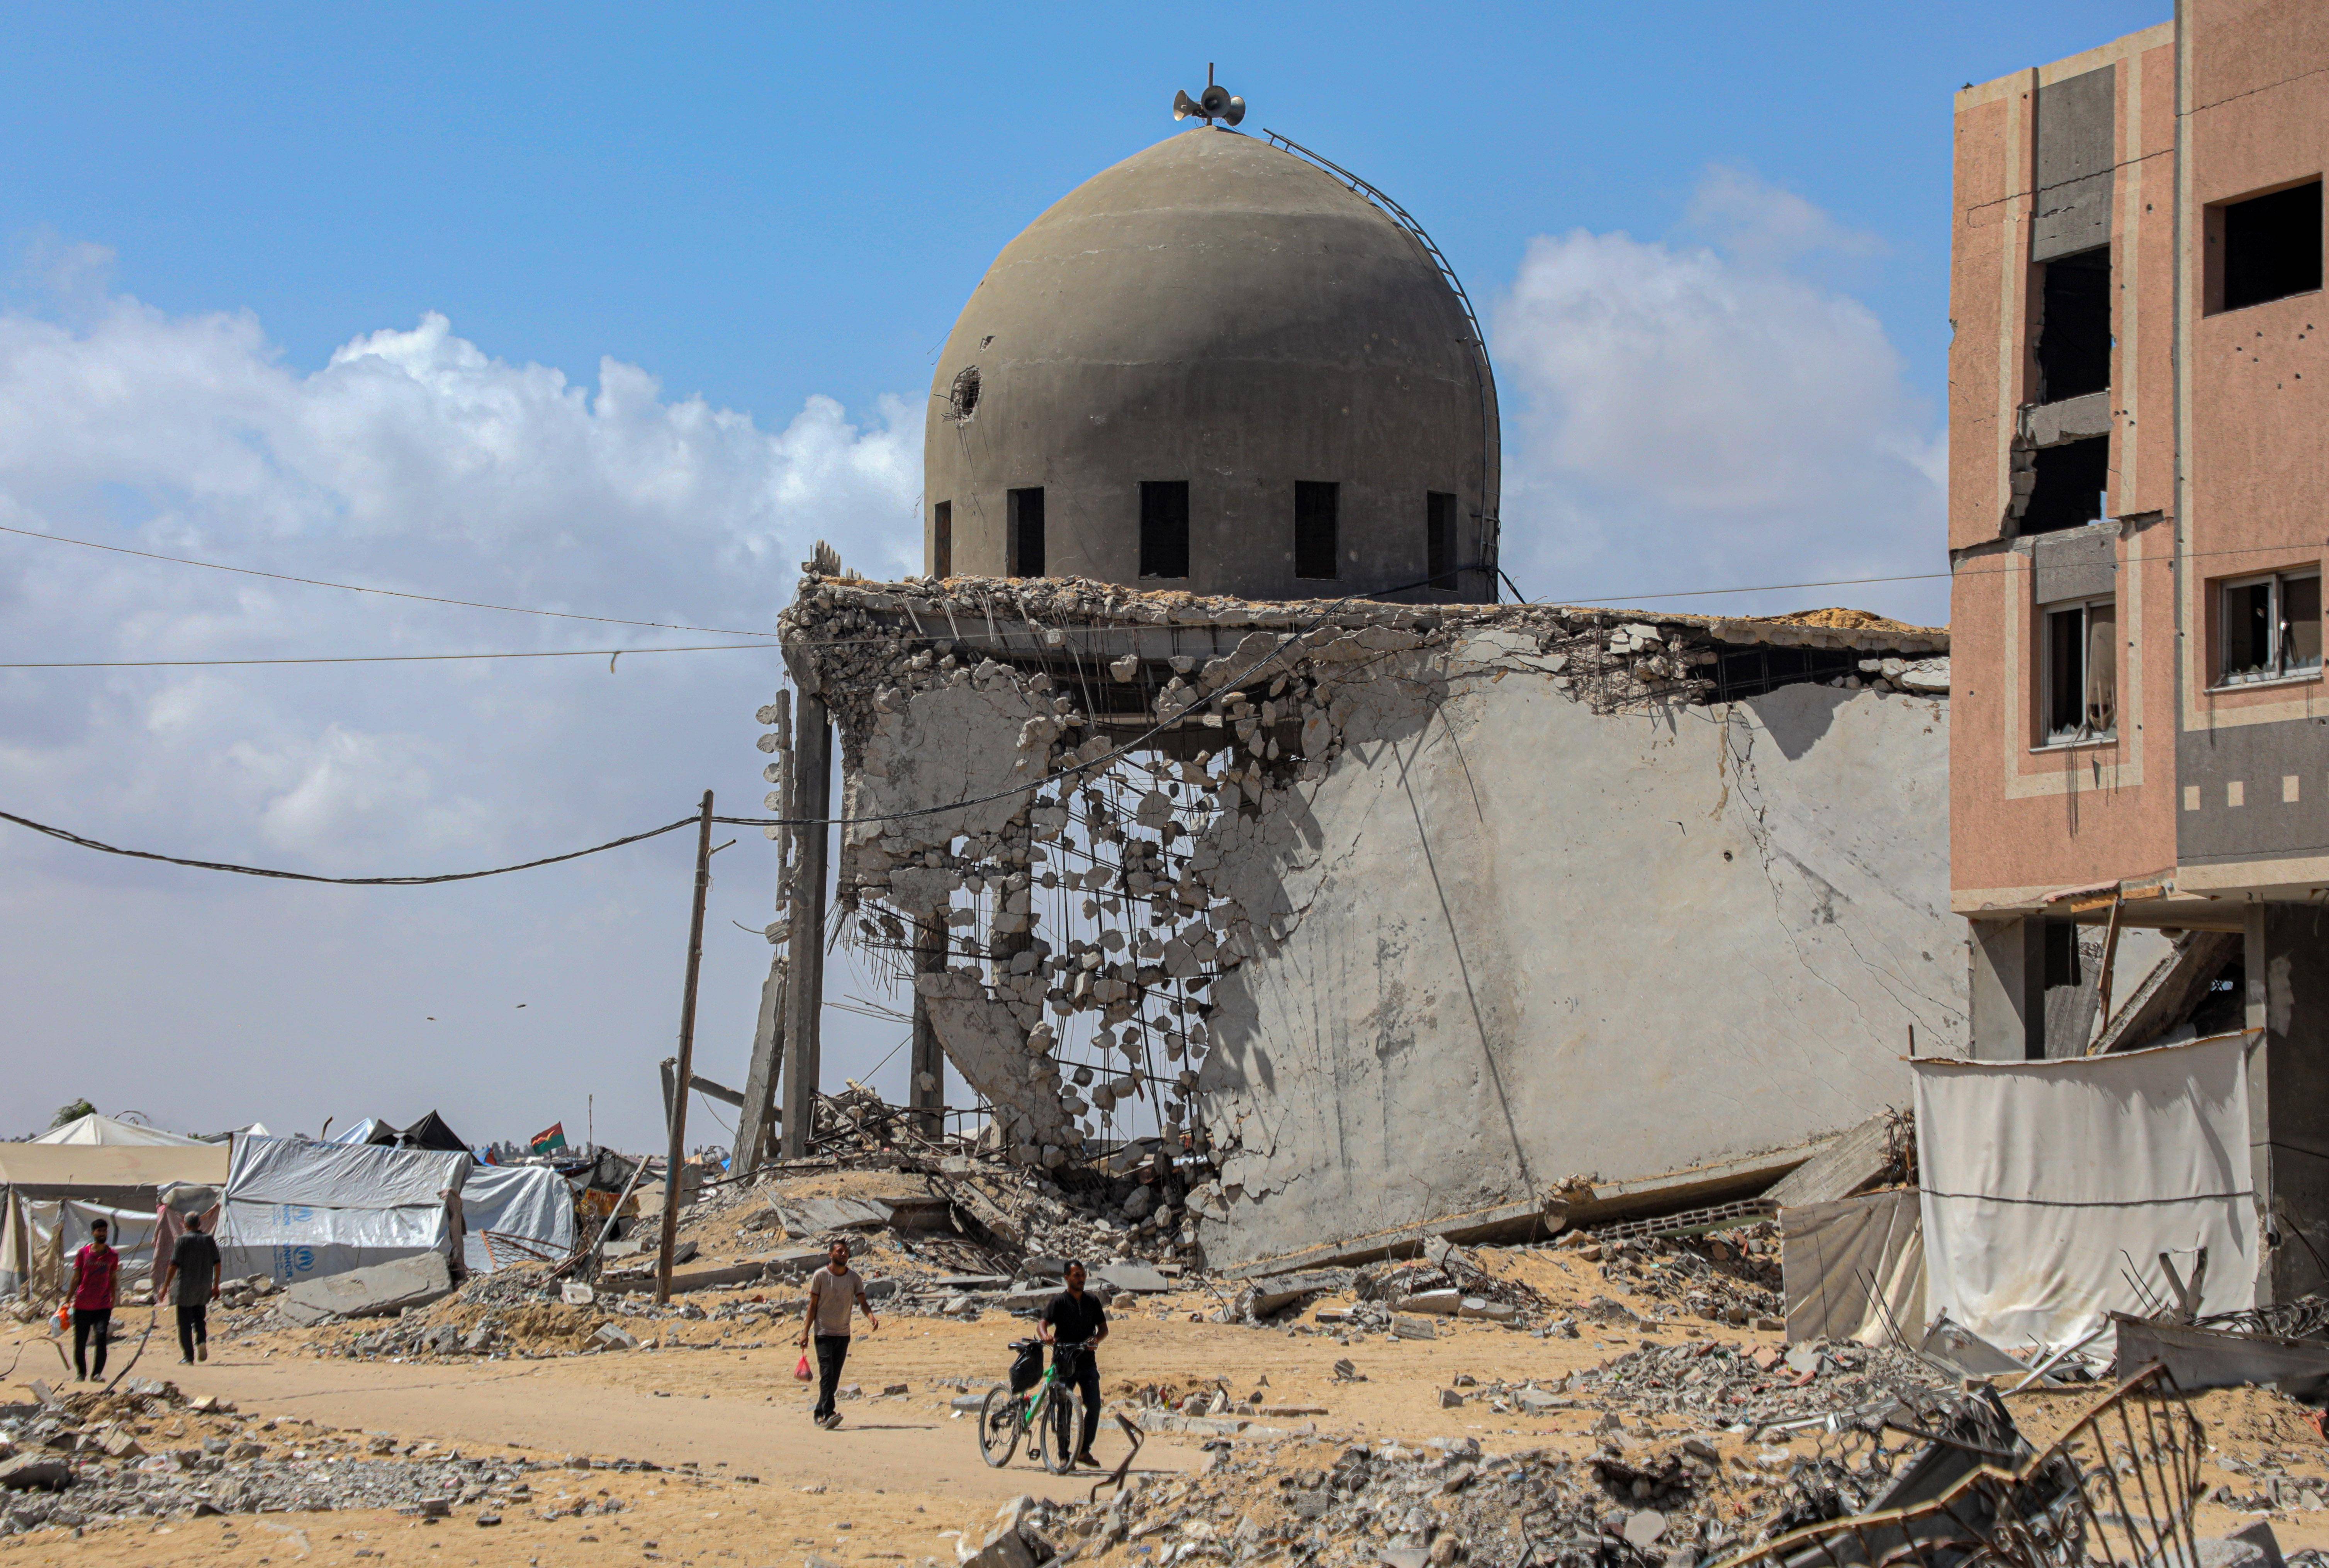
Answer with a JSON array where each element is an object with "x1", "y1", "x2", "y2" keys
[{"x1": 67, "y1": 1218, "x2": 121, "y2": 1381}]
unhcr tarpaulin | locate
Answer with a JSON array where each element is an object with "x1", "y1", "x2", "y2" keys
[
  {"x1": 1913, "y1": 1032, "x2": 2258, "y2": 1352},
  {"x1": 458, "y1": 1163, "x2": 575, "y2": 1272},
  {"x1": 216, "y1": 1136, "x2": 467, "y2": 1288}
]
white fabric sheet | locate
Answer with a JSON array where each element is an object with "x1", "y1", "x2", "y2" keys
[
  {"x1": 226, "y1": 1135, "x2": 467, "y2": 1208},
  {"x1": 458, "y1": 1164, "x2": 576, "y2": 1273},
  {"x1": 213, "y1": 1200, "x2": 449, "y2": 1286},
  {"x1": 34, "y1": 1113, "x2": 208, "y2": 1146},
  {"x1": 1782, "y1": 1188, "x2": 1925, "y2": 1346},
  {"x1": 1914, "y1": 1033, "x2": 2258, "y2": 1352}
]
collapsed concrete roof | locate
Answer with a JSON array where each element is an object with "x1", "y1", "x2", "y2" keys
[{"x1": 771, "y1": 574, "x2": 1960, "y2": 1271}]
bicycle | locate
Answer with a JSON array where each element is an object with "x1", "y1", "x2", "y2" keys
[{"x1": 976, "y1": 1337, "x2": 1095, "y2": 1475}]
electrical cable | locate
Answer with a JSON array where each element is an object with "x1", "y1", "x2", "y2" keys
[
  {"x1": 0, "y1": 642, "x2": 779, "y2": 670},
  {"x1": 0, "y1": 808, "x2": 696, "y2": 884},
  {"x1": 0, "y1": 523, "x2": 783, "y2": 640}
]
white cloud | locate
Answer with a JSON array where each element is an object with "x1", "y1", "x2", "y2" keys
[
  {"x1": 1490, "y1": 168, "x2": 1944, "y2": 623},
  {"x1": 0, "y1": 280, "x2": 925, "y2": 1144}
]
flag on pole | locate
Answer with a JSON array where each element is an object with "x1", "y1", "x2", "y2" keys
[{"x1": 529, "y1": 1122, "x2": 568, "y2": 1154}]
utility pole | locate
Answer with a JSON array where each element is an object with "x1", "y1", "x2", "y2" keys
[{"x1": 656, "y1": 789, "x2": 716, "y2": 1306}]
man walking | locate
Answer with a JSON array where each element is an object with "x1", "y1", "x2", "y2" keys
[
  {"x1": 65, "y1": 1218, "x2": 120, "y2": 1382},
  {"x1": 1039, "y1": 1260, "x2": 1109, "y2": 1467},
  {"x1": 157, "y1": 1212, "x2": 223, "y2": 1365},
  {"x1": 798, "y1": 1239, "x2": 877, "y2": 1430}
]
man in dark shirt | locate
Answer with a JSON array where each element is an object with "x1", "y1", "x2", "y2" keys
[
  {"x1": 1038, "y1": 1259, "x2": 1109, "y2": 1467},
  {"x1": 157, "y1": 1212, "x2": 222, "y2": 1365}
]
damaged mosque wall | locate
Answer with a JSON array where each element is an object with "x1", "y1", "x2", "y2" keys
[{"x1": 776, "y1": 573, "x2": 1961, "y2": 1272}]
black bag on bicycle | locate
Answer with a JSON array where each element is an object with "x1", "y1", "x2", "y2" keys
[{"x1": 1008, "y1": 1338, "x2": 1044, "y2": 1393}]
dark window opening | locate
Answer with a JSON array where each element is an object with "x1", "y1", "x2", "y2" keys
[
  {"x1": 931, "y1": 501, "x2": 952, "y2": 580},
  {"x1": 1294, "y1": 481, "x2": 1339, "y2": 580},
  {"x1": 1007, "y1": 487, "x2": 1045, "y2": 578},
  {"x1": 2189, "y1": 960, "x2": 2247, "y2": 1039},
  {"x1": 2219, "y1": 570, "x2": 2322, "y2": 686},
  {"x1": 2020, "y1": 435, "x2": 2109, "y2": 535},
  {"x1": 2217, "y1": 180, "x2": 2322, "y2": 312},
  {"x1": 2042, "y1": 597, "x2": 2117, "y2": 745},
  {"x1": 2043, "y1": 921, "x2": 2083, "y2": 991},
  {"x1": 2037, "y1": 246, "x2": 2112, "y2": 402},
  {"x1": 1426, "y1": 492, "x2": 1458, "y2": 591},
  {"x1": 1139, "y1": 481, "x2": 1189, "y2": 579},
  {"x1": 1703, "y1": 645, "x2": 1864, "y2": 701}
]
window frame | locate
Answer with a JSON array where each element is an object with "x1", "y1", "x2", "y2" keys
[
  {"x1": 2214, "y1": 568, "x2": 2324, "y2": 690},
  {"x1": 1425, "y1": 492, "x2": 1458, "y2": 592},
  {"x1": 1006, "y1": 487, "x2": 1045, "y2": 579},
  {"x1": 2036, "y1": 594, "x2": 2119, "y2": 750},
  {"x1": 1138, "y1": 480, "x2": 1190, "y2": 580}
]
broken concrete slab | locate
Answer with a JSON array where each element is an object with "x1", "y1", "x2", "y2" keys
[
  {"x1": 1245, "y1": 1268, "x2": 1352, "y2": 1314},
  {"x1": 1764, "y1": 1112, "x2": 1894, "y2": 1209},
  {"x1": 1921, "y1": 1315, "x2": 2040, "y2": 1382},
  {"x1": 1395, "y1": 1289, "x2": 1461, "y2": 1316},
  {"x1": 0, "y1": 1454, "x2": 71, "y2": 1490},
  {"x1": 1095, "y1": 1262, "x2": 1170, "y2": 1294},
  {"x1": 280, "y1": 1251, "x2": 452, "y2": 1326},
  {"x1": 2113, "y1": 1314, "x2": 2329, "y2": 1401}
]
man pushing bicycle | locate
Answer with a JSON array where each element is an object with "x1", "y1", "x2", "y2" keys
[{"x1": 1039, "y1": 1259, "x2": 1109, "y2": 1467}]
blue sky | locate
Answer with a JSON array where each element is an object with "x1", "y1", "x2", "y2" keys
[
  {"x1": 8, "y1": 3, "x2": 2157, "y2": 442},
  {"x1": 0, "y1": 4, "x2": 2165, "y2": 1147}
]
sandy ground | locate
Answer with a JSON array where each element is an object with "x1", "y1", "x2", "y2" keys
[{"x1": 12, "y1": 1245, "x2": 2329, "y2": 1567}]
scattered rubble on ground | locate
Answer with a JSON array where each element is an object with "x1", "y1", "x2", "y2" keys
[{"x1": 0, "y1": 1376, "x2": 731, "y2": 1538}]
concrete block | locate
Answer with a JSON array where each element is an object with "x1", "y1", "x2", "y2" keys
[
  {"x1": 1395, "y1": 1289, "x2": 1460, "y2": 1316},
  {"x1": 1390, "y1": 1315, "x2": 1437, "y2": 1341},
  {"x1": 1095, "y1": 1262, "x2": 1169, "y2": 1294},
  {"x1": 280, "y1": 1252, "x2": 452, "y2": 1326},
  {"x1": 0, "y1": 1454, "x2": 72, "y2": 1490},
  {"x1": 590, "y1": 1324, "x2": 640, "y2": 1351}
]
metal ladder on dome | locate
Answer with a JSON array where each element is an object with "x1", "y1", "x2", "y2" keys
[{"x1": 1261, "y1": 129, "x2": 1504, "y2": 597}]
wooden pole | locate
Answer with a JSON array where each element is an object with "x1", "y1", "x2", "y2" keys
[{"x1": 656, "y1": 789, "x2": 716, "y2": 1305}]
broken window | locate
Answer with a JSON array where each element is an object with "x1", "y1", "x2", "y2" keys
[
  {"x1": 1007, "y1": 487, "x2": 1045, "y2": 578},
  {"x1": 2213, "y1": 179, "x2": 2323, "y2": 313},
  {"x1": 1139, "y1": 481, "x2": 1189, "y2": 579},
  {"x1": 2019, "y1": 435, "x2": 2109, "y2": 535},
  {"x1": 1426, "y1": 492, "x2": 1458, "y2": 591},
  {"x1": 1294, "y1": 481, "x2": 1338, "y2": 580},
  {"x1": 932, "y1": 501, "x2": 952, "y2": 580},
  {"x1": 2042, "y1": 596, "x2": 2117, "y2": 745},
  {"x1": 2036, "y1": 246, "x2": 2111, "y2": 402},
  {"x1": 2219, "y1": 570, "x2": 2323, "y2": 686}
]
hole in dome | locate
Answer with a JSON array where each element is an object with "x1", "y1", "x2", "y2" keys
[{"x1": 947, "y1": 366, "x2": 981, "y2": 422}]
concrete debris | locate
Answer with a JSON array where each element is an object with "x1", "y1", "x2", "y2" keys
[
  {"x1": 0, "y1": 1376, "x2": 722, "y2": 1537},
  {"x1": 279, "y1": 1252, "x2": 453, "y2": 1327}
]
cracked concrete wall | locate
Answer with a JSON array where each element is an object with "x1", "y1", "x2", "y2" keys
[
  {"x1": 779, "y1": 574, "x2": 1957, "y2": 1267},
  {"x1": 1195, "y1": 668, "x2": 1961, "y2": 1266}
]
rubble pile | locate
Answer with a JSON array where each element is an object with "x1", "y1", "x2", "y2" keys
[
  {"x1": 1015, "y1": 1423, "x2": 1900, "y2": 1568},
  {"x1": 1585, "y1": 1229, "x2": 1784, "y2": 1329},
  {"x1": 1559, "y1": 1339, "x2": 1957, "y2": 1431},
  {"x1": 0, "y1": 1378, "x2": 719, "y2": 1536}
]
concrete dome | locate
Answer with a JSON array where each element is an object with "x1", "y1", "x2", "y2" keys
[{"x1": 923, "y1": 127, "x2": 1498, "y2": 602}]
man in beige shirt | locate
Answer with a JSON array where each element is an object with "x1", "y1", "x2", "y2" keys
[{"x1": 799, "y1": 1239, "x2": 878, "y2": 1429}]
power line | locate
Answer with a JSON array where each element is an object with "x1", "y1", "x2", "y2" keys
[
  {"x1": 0, "y1": 523, "x2": 783, "y2": 640},
  {"x1": 0, "y1": 642, "x2": 779, "y2": 669},
  {"x1": 0, "y1": 808, "x2": 697, "y2": 884}
]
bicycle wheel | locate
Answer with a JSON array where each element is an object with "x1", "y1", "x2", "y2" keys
[
  {"x1": 1039, "y1": 1380, "x2": 1083, "y2": 1475},
  {"x1": 977, "y1": 1385, "x2": 1022, "y2": 1468}
]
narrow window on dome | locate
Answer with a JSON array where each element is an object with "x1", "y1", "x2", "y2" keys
[
  {"x1": 1295, "y1": 481, "x2": 1339, "y2": 580},
  {"x1": 1426, "y1": 492, "x2": 1458, "y2": 592},
  {"x1": 1007, "y1": 487, "x2": 1045, "y2": 577},
  {"x1": 1139, "y1": 481, "x2": 1189, "y2": 579},
  {"x1": 931, "y1": 501, "x2": 952, "y2": 579}
]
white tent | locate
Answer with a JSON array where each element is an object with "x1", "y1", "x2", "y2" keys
[{"x1": 34, "y1": 1113, "x2": 207, "y2": 1147}]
